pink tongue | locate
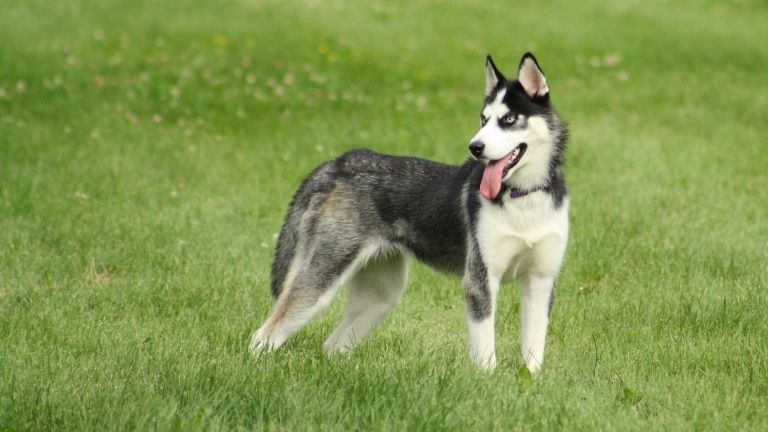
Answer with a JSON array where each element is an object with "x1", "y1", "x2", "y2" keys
[{"x1": 479, "y1": 153, "x2": 514, "y2": 200}]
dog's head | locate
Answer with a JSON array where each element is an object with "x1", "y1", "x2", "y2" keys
[{"x1": 469, "y1": 53, "x2": 563, "y2": 200}]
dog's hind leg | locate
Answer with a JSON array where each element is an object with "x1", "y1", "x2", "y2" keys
[
  {"x1": 250, "y1": 288, "x2": 336, "y2": 355},
  {"x1": 250, "y1": 180, "x2": 367, "y2": 355},
  {"x1": 323, "y1": 252, "x2": 409, "y2": 355},
  {"x1": 249, "y1": 242, "x2": 359, "y2": 355}
]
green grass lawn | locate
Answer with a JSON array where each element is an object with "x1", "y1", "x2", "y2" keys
[{"x1": 2, "y1": 0, "x2": 767, "y2": 430}]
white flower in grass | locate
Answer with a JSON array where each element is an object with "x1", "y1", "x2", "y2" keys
[{"x1": 603, "y1": 53, "x2": 622, "y2": 67}]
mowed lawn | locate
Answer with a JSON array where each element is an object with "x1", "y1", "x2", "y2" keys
[{"x1": 2, "y1": 0, "x2": 767, "y2": 430}]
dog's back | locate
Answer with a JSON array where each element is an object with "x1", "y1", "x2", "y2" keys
[{"x1": 271, "y1": 149, "x2": 485, "y2": 301}]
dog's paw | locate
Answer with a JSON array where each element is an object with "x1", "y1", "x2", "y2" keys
[
  {"x1": 524, "y1": 358, "x2": 542, "y2": 374},
  {"x1": 248, "y1": 329, "x2": 273, "y2": 356},
  {"x1": 470, "y1": 351, "x2": 497, "y2": 371},
  {"x1": 322, "y1": 340, "x2": 337, "y2": 356},
  {"x1": 322, "y1": 339, "x2": 352, "y2": 357}
]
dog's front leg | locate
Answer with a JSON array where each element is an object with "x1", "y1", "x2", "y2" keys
[
  {"x1": 462, "y1": 247, "x2": 500, "y2": 370},
  {"x1": 520, "y1": 234, "x2": 566, "y2": 373},
  {"x1": 520, "y1": 274, "x2": 555, "y2": 373}
]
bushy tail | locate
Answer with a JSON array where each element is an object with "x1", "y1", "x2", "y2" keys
[
  {"x1": 269, "y1": 160, "x2": 338, "y2": 300},
  {"x1": 270, "y1": 208, "x2": 301, "y2": 300}
]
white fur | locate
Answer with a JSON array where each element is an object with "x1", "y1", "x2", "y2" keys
[
  {"x1": 468, "y1": 311, "x2": 498, "y2": 370},
  {"x1": 482, "y1": 89, "x2": 509, "y2": 120},
  {"x1": 507, "y1": 116, "x2": 556, "y2": 190},
  {"x1": 520, "y1": 272, "x2": 555, "y2": 372},
  {"x1": 323, "y1": 253, "x2": 409, "y2": 354},
  {"x1": 478, "y1": 193, "x2": 569, "y2": 250},
  {"x1": 473, "y1": 191, "x2": 569, "y2": 372},
  {"x1": 470, "y1": 92, "x2": 553, "y2": 187}
]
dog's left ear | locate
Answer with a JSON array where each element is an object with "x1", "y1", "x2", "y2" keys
[
  {"x1": 517, "y1": 52, "x2": 549, "y2": 99},
  {"x1": 485, "y1": 55, "x2": 505, "y2": 95}
]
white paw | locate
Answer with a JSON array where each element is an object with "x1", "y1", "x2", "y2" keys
[
  {"x1": 523, "y1": 351, "x2": 544, "y2": 374},
  {"x1": 248, "y1": 329, "x2": 272, "y2": 356},
  {"x1": 523, "y1": 354, "x2": 543, "y2": 373},
  {"x1": 322, "y1": 339, "x2": 352, "y2": 357},
  {"x1": 322, "y1": 340, "x2": 336, "y2": 356},
  {"x1": 471, "y1": 351, "x2": 497, "y2": 371}
]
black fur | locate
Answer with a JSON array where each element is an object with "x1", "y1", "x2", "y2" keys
[
  {"x1": 463, "y1": 236, "x2": 491, "y2": 320},
  {"x1": 547, "y1": 281, "x2": 556, "y2": 318},
  {"x1": 327, "y1": 149, "x2": 479, "y2": 273}
]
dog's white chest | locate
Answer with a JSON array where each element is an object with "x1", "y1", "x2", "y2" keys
[{"x1": 475, "y1": 192, "x2": 569, "y2": 279}]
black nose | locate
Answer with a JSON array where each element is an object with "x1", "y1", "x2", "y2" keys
[{"x1": 469, "y1": 141, "x2": 485, "y2": 157}]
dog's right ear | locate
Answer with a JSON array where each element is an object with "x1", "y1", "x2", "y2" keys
[
  {"x1": 485, "y1": 55, "x2": 505, "y2": 95},
  {"x1": 517, "y1": 52, "x2": 549, "y2": 99}
]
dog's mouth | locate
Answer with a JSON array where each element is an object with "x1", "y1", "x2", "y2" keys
[{"x1": 479, "y1": 143, "x2": 527, "y2": 200}]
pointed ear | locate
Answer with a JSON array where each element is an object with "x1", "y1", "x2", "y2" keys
[
  {"x1": 485, "y1": 55, "x2": 505, "y2": 95},
  {"x1": 517, "y1": 52, "x2": 549, "y2": 98}
]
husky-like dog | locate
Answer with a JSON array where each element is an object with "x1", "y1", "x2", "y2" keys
[{"x1": 250, "y1": 53, "x2": 568, "y2": 372}]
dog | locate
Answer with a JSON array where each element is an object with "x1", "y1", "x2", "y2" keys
[{"x1": 249, "y1": 53, "x2": 568, "y2": 373}]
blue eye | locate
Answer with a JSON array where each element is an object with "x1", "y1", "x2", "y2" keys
[
  {"x1": 501, "y1": 114, "x2": 516, "y2": 125},
  {"x1": 480, "y1": 115, "x2": 488, "y2": 126}
]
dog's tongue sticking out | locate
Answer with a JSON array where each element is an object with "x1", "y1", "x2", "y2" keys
[{"x1": 479, "y1": 152, "x2": 515, "y2": 200}]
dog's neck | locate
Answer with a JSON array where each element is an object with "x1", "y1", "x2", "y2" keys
[
  {"x1": 504, "y1": 165, "x2": 566, "y2": 207},
  {"x1": 508, "y1": 186, "x2": 543, "y2": 199}
]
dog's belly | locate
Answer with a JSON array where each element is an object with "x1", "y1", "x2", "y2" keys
[
  {"x1": 416, "y1": 251, "x2": 467, "y2": 275},
  {"x1": 388, "y1": 223, "x2": 467, "y2": 275}
]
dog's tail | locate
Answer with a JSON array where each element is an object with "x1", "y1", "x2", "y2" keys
[
  {"x1": 270, "y1": 180, "x2": 317, "y2": 300},
  {"x1": 269, "y1": 209, "x2": 300, "y2": 300},
  {"x1": 269, "y1": 160, "x2": 338, "y2": 300}
]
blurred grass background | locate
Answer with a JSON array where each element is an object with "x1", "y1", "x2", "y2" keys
[{"x1": 1, "y1": 0, "x2": 767, "y2": 430}]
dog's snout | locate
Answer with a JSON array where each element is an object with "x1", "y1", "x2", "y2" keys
[{"x1": 469, "y1": 141, "x2": 485, "y2": 157}]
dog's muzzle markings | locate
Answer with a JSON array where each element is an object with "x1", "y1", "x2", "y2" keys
[{"x1": 250, "y1": 52, "x2": 569, "y2": 373}]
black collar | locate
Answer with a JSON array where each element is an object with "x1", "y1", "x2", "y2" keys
[{"x1": 509, "y1": 186, "x2": 544, "y2": 199}]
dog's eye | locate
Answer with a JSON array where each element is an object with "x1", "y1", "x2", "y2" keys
[
  {"x1": 480, "y1": 115, "x2": 488, "y2": 126},
  {"x1": 500, "y1": 114, "x2": 517, "y2": 126}
]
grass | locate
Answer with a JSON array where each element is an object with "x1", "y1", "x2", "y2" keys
[{"x1": 1, "y1": 0, "x2": 767, "y2": 430}]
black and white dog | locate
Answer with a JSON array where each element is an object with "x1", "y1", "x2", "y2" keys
[{"x1": 250, "y1": 53, "x2": 568, "y2": 373}]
